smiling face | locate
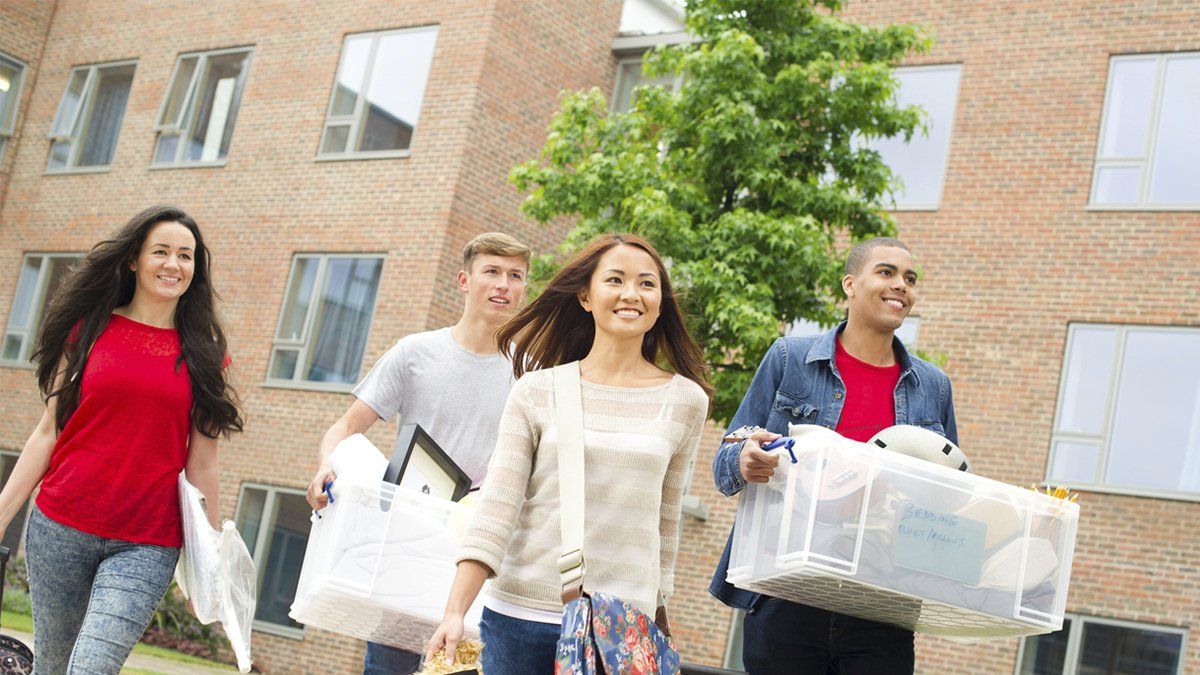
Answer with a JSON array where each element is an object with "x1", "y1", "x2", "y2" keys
[
  {"x1": 842, "y1": 245, "x2": 918, "y2": 334},
  {"x1": 129, "y1": 220, "x2": 196, "y2": 305},
  {"x1": 459, "y1": 253, "x2": 528, "y2": 326},
  {"x1": 578, "y1": 244, "x2": 663, "y2": 342}
]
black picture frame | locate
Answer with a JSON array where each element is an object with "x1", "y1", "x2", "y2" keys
[{"x1": 383, "y1": 423, "x2": 472, "y2": 502}]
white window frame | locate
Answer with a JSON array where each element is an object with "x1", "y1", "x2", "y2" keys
[
  {"x1": 1046, "y1": 323, "x2": 1200, "y2": 502},
  {"x1": 264, "y1": 253, "x2": 385, "y2": 392},
  {"x1": 2, "y1": 253, "x2": 81, "y2": 368},
  {"x1": 0, "y1": 51, "x2": 28, "y2": 162},
  {"x1": 610, "y1": 54, "x2": 684, "y2": 113},
  {"x1": 46, "y1": 59, "x2": 137, "y2": 174},
  {"x1": 234, "y1": 482, "x2": 309, "y2": 639},
  {"x1": 1089, "y1": 52, "x2": 1200, "y2": 211},
  {"x1": 152, "y1": 46, "x2": 253, "y2": 169},
  {"x1": 316, "y1": 25, "x2": 438, "y2": 161},
  {"x1": 1014, "y1": 614, "x2": 1187, "y2": 675}
]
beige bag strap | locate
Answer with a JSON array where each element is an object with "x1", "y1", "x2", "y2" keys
[{"x1": 554, "y1": 362, "x2": 586, "y2": 605}]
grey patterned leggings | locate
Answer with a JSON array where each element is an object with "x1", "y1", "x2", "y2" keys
[{"x1": 24, "y1": 505, "x2": 179, "y2": 675}]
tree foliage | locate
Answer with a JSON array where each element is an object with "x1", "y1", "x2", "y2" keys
[{"x1": 511, "y1": 0, "x2": 930, "y2": 424}]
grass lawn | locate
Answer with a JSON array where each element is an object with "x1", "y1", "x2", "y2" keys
[{"x1": 2, "y1": 610, "x2": 235, "y2": 670}]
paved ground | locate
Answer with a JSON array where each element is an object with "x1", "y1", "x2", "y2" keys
[{"x1": 3, "y1": 628, "x2": 239, "y2": 674}]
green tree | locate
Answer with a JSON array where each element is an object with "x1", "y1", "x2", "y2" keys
[{"x1": 511, "y1": 0, "x2": 930, "y2": 424}]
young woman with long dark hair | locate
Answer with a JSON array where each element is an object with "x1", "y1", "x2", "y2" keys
[
  {"x1": 0, "y1": 205, "x2": 243, "y2": 673},
  {"x1": 427, "y1": 233, "x2": 711, "y2": 673}
]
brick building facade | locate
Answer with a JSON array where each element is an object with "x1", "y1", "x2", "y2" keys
[{"x1": 1, "y1": 0, "x2": 1197, "y2": 673}]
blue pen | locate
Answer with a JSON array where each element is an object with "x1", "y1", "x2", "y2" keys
[{"x1": 762, "y1": 437, "x2": 798, "y2": 464}]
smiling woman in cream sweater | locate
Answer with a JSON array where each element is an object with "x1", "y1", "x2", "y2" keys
[{"x1": 427, "y1": 233, "x2": 711, "y2": 674}]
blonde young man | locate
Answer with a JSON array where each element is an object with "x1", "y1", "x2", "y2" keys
[{"x1": 305, "y1": 232, "x2": 531, "y2": 675}]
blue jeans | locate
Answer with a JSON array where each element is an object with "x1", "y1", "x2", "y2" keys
[
  {"x1": 479, "y1": 607, "x2": 560, "y2": 675},
  {"x1": 25, "y1": 505, "x2": 179, "y2": 675},
  {"x1": 363, "y1": 642, "x2": 421, "y2": 675},
  {"x1": 742, "y1": 597, "x2": 914, "y2": 675}
]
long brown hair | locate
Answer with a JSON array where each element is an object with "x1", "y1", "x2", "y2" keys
[
  {"x1": 34, "y1": 205, "x2": 245, "y2": 439},
  {"x1": 497, "y1": 233, "x2": 712, "y2": 399}
]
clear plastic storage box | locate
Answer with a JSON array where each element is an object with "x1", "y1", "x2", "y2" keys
[
  {"x1": 728, "y1": 432, "x2": 1079, "y2": 640},
  {"x1": 289, "y1": 478, "x2": 483, "y2": 652}
]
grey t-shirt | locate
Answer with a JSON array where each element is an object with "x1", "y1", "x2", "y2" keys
[{"x1": 353, "y1": 327, "x2": 514, "y2": 486}]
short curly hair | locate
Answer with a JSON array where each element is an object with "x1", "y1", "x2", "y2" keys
[{"x1": 845, "y1": 237, "x2": 911, "y2": 276}]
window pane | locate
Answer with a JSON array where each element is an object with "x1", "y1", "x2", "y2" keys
[
  {"x1": 330, "y1": 34, "x2": 371, "y2": 117},
  {"x1": 37, "y1": 257, "x2": 77, "y2": 333},
  {"x1": 1049, "y1": 440, "x2": 1099, "y2": 484},
  {"x1": 269, "y1": 348, "x2": 299, "y2": 380},
  {"x1": 6, "y1": 256, "x2": 43, "y2": 330},
  {"x1": 303, "y1": 258, "x2": 382, "y2": 383},
  {"x1": 234, "y1": 487, "x2": 267, "y2": 557},
  {"x1": 1106, "y1": 329, "x2": 1200, "y2": 492},
  {"x1": 160, "y1": 56, "x2": 198, "y2": 127},
  {"x1": 319, "y1": 124, "x2": 350, "y2": 155},
  {"x1": 1099, "y1": 59, "x2": 1157, "y2": 158},
  {"x1": 1078, "y1": 622, "x2": 1183, "y2": 675},
  {"x1": 0, "y1": 55, "x2": 24, "y2": 131},
  {"x1": 184, "y1": 52, "x2": 248, "y2": 163},
  {"x1": 1018, "y1": 619, "x2": 1071, "y2": 675},
  {"x1": 1092, "y1": 165, "x2": 1141, "y2": 204},
  {"x1": 1057, "y1": 325, "x2": 1117, "y2": 435},
  {"x1": 874, "y1": 66, "x2": 962, "y2": 208},
  {"x1": 613, "y1": 59, "x2": 675, "y2": 112},
  {"x1": 50, "y1": 69, "x2": 89, "y2": 137},
  {"x1": 254, "y1": 492, "x2": 310, "y2": 627},
  {"x1": 47, "y1": 140, "x2": 72, "y2": 169},
  {"x1": 1147, "y1": 56, "x2": 1200, "y2": 204},
  {"x1": 276, "y1": 257, "x2": 318, "y2": 342},
  {"x1": 357, "y1": 28, "x2": 437, "y2": 152},
  {"x1": 154, "y1": 134, "x2": 179, "y2": 164},
  {"x1": 77, "y1": 64, "x2": 135, "y2": 167},
  {"x1": 2, "y1": 334, "x2": 23, "y2": 361}
]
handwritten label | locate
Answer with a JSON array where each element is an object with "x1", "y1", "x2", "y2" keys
[{"x1": 894, "y1": 501, "x2": 986, "y2": 585}]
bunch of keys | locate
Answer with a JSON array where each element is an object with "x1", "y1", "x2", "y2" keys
[{"x1": 723, "y1": 426, "x2": 798, "y2": 463}]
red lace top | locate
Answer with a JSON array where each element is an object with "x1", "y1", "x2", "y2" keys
[{"x1": 38, "y1": 314, "x2": 195, "y2": 547}]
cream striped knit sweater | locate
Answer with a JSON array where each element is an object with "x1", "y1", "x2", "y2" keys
[{"x1": 456, "y1": 366, "x2": 709, "y2": 617}]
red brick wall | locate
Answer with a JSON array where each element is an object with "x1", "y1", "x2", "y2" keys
[
  {"x1": 849, "y1": 2, "x2": 1199, "y2": 673},
  {"x1": 0, "y1": 0, "x2": 619, "y2": 672},
  {"x1": 0, "y1": 0, "x2": 55, "y2": 204},
  {"x1": 668, "y1": 2, "x2": 1200, "y2": 672}
]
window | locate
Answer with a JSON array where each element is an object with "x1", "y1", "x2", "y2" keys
[
  {"x1": 0, "y1": 52, "x2": 27, "y2": 161},
  {"x1": 868, "y1": 64, "x2": 962, "y2": 210},
  {"x1": 268, "y1": 254, "x2": 384, "y2": 387},
  {"x1": 3, "y1": 254, "x2": 80, "y2": 365},
  {"x1": 1017, "y1": 615, "x2": 1186, "y2": 675},
  {"x1": 1091, "y1": 53, "x2": 1200, "y2": 208},
  {"x1": 612, "y1": 55, "x2": 681, "y2": 112},
  {"x1": 723, "y1": 609, "x2": 746, "y2": 670},
  {"x1": 318, "y1": 27, "x2": 438, "y2": 158},
  {"x1": 1048, "y1": 324, "x2": 1200, "y2": 497},
  {"x1": 235, "y1": 485, "x2": 311, "y2": 634},
  {"x1": 153, "y1": 48, "x2": 252, "y2": 166},
  {"x1": 0, "y1": 452, "x2": 30, "y2": 554},
  {"x1": 47, "y1": 61, "x2": 136, "y2": 171}
]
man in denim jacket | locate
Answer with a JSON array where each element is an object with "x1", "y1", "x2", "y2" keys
[{"x1": 709, "y1": 237, "x2": 957, "y2": 674}]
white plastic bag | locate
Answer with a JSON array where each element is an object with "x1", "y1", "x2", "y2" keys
[{"x1": 175, "y1": 473, "x2": 256, "y2": 673}]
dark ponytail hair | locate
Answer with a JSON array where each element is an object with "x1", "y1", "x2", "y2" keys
[
  {"x1": 496, "y1": 233, "x2": 712, "y2": 400},
  {"x1": 33, "y1": 205, "x2": 244, "y2": 439}
]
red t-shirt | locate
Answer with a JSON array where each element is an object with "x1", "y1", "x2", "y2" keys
[
  {"x1": 834, "y1": 337, "x2": 901, "y2": 443},
  {"x1": 38, "y1": 314, "x2": 194, "y2": 547}
]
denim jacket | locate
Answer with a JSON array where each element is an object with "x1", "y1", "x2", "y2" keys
[{"x1": 708, "y1": 322, "x2": 958, "y2": 610}]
